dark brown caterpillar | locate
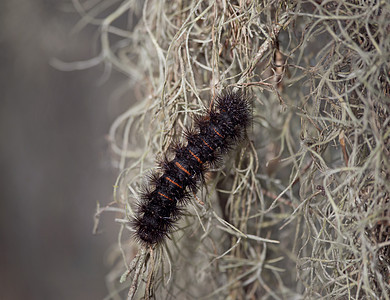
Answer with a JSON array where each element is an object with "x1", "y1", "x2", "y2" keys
[{"x1": 133, "y1": 91, "x2": 251, "y2": 246}]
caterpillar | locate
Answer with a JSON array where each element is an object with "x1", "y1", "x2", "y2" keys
[{"x1": 133, "y1": 91, "x2": 251, "y2": 246}]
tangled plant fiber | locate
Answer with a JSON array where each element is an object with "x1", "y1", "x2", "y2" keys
[{"x1": 70, "y1": 0, "x2": 390, "y2": 299}]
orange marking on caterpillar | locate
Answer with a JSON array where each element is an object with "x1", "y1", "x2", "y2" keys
[
  {"x1": 165, "y1": 176, "x2": 182, "y2": 189},
  {"x1": 188, "y1": 149, "x2": 203, "y2": 164},
  {"x1": 201, "y1": 138, "x2": 214, "y2": 150},
  {"x1": 158, "y1": 192, "x2": 173, "y2": 201},
  {"x1": 175, "y1": 162, "x2": 191, "y2": 175},
  {"x1": 213, "y1": 127, "x2": 224, "y2": 138}
]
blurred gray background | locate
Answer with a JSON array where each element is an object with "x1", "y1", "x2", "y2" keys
[{"x1": 0, "y1": 0, "x2": 123, "y2": 299}]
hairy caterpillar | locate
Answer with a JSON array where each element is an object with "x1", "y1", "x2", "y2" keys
[{"x1": 133, "y1": 91, "x2": 251, "y2": 246}]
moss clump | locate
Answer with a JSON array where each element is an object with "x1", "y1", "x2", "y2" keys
[{"x1": 82, "y1": 0, "x2": 390, "y2": 298}]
